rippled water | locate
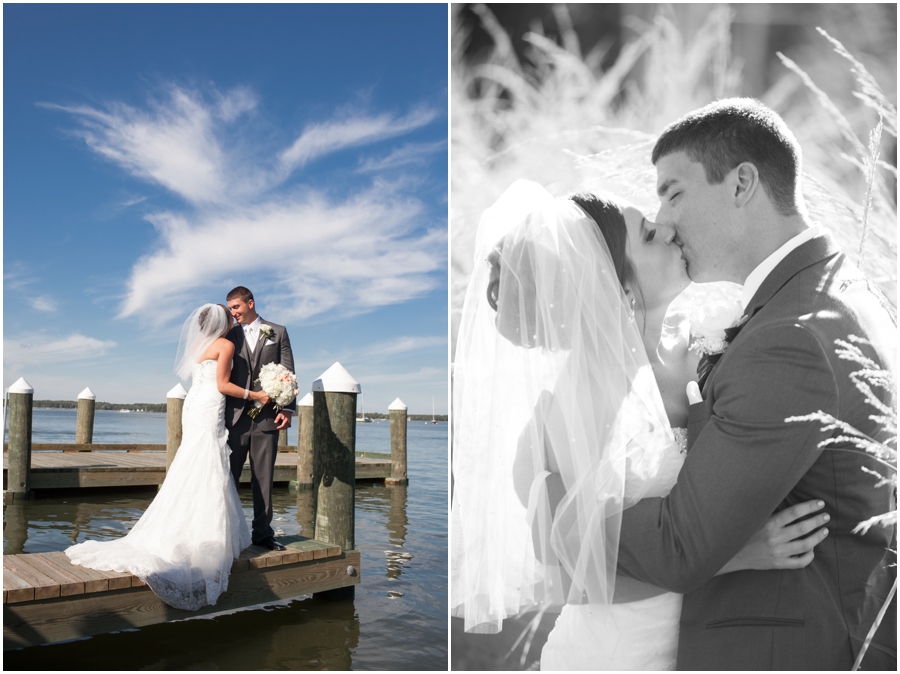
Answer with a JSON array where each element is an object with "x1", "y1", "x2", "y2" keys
[{"x1": 4, "y1": 410, "x2": 448, "y2": 670}]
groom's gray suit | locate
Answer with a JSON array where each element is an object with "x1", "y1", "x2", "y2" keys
[
  {"x1": 617, "y1": 233, "x2": 896, "y2": 670},
  {"x1": 225, "y1": 319, "x2": 295, "y2": 544}
]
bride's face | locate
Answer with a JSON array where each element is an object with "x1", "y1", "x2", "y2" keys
[{"x1": 622, "y1": 206, "x2": 690, "y2": 308}]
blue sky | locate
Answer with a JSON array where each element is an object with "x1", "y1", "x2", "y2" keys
[{"x1": 4, "y1": 4, "x2": 448, "y2": 415}]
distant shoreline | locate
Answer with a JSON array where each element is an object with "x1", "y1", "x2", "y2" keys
[{"x1": 32, "y1": 400, "x2": 448, "y2": 421}]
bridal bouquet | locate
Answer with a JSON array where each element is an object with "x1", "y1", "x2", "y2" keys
[
  {"x1": 248, "y1": 363, "x2": 298, "y2": 419},
  {"x1": 687, "y1": 284, "x2": 745, "y2": 357}
]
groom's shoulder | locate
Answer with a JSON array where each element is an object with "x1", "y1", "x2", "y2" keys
[{"x1": 260, "y1": 319, "x2": 289, "y2": 334}]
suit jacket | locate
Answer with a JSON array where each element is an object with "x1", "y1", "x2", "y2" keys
[
  {"x1": 225, "y1": 318, "x2": 296, "y2": 432},
  {"x1": 617, "y1": 233, "x2": 896, "y2": 670}
]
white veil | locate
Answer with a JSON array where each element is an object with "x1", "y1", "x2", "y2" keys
[
  {"x1": 174, "y1": 303, "x2": 232, "y2": 382},
  {"x1": 450, "y1": 180, "x2": 673, "y2": 633}
]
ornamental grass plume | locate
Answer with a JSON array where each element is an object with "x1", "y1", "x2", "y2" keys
[
  {"x1": 786, "y1": 336, "x2": 897, "y2": 672},
  {"x1": 780, "y1": 28, "x2": 896, "y2": 672}
]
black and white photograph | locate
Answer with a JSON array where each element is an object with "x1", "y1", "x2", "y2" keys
[{"x1": 450, "y1": 4, "x2": 896, "y2": 671}]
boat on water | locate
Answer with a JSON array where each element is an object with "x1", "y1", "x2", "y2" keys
[
  {"x1": 430, "y1": 396, "x2": 437, "y2": 424},
  {"x1": 357, "y1": 392, "x2": 372, "y2": 423}
]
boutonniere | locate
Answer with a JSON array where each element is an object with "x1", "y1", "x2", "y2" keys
[
  {"x1": 259, "y1": 324, "x2": 275, "y2": 340},
  {"x1": 688, "y1": 289, "x2": 746, "y2": 358}
]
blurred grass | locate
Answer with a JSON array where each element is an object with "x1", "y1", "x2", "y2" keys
[{"x1": 451, "y1": 4, "x2": 897, "y2": 358}]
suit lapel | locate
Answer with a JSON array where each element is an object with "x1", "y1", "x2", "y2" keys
[
  {"x1": 742, "y1": 233, "x2": 841, "y2": 323},
  {"x1": 703, "y1": 233, "x2": 841, "y2": 395}
]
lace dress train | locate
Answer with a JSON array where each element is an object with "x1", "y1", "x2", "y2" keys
[{"x1": 66, "y1": 360, "x2": 251, "y2": 610}]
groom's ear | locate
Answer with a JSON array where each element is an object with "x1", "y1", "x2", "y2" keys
[{"x1": 732, "y1": 162, "x2": 759, "y2": 209}]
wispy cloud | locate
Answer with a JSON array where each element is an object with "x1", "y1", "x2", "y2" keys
[
  {"x1": 5, "y1": 333, "x2": 117, "y2": 367},
  {"x1": 40, "y1": 88, "x2": 240, "y2": 205},
  {"x1": 357, "y1": 140, "x2": 447, "y2": 173},
  {"x1": 278, "y1": 107, "x2": 437, "y2": 173},
  {"x1": 44, "y1": 83, "x2": 445, "y2": 326},
  {"x1": 29, "y1": 296, "x2": 58, "y2": 312}
]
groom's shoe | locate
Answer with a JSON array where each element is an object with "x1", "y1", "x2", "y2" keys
[{"x1": 256, "y1": 537, "x2": 287, "y2": 551}]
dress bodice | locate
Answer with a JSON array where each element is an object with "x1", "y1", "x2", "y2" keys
[
  {"x1": 640, "y1": 427, "x2": 687, "y2": 499},
  {"x1": 192, "y1": 359, "x2": 219, "y2": 388}
]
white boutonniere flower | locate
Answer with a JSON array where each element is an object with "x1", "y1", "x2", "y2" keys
[
  {"x1": 259, "y1": 324, "x2": 275, "y2": 341},
  {"x1": 688, "y1": 287, "x2": 745, "y2": 357}
]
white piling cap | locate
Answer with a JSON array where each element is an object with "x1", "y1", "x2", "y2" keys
[
  {"x1": 297, "y1": 392, "x2": 314, "y2": 407},
  {"x1": 78, "y1": 387, "x2": 96, "y2": 400},
  {"x1": 312, "y1": 362, "x2": 361, "y2": 393},
  {"x1": 166, "y1": 383, "x2": 188, "y2": 399},
  {"x1": 388, "y1": 397, "x2": 407, "y2": 411},
  {"x1": 7, "y1": 377, "x2": 34, "y2": 394}
]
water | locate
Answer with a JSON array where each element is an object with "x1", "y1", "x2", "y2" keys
[{"x1": 4, "y1": 409, "x2": 448, "y2": 670}]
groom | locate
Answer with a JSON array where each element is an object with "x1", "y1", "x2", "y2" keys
[
  {"x1": 617, "y1": 99, "x2": 896, "y2": 669},
  {"x1": 225, "y1": 286, "x2": 296, "y2": 551}
]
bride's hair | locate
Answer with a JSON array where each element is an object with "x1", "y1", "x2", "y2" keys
[
  {"x1": 200, "y1": 304, "x2": 233, "y2": 337},
  {"x1": 487, "y1": 192, "x2": 642, "y2": 348},
  {"x1": 174, "y1": 303, "x2": 234, "y2": 381}
]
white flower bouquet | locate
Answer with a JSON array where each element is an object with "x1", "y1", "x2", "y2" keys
[
  {"x1": 687, "y1": 284, "x2": 745, "y2": 357},
  {"x1": 248, "y1": 362, "x2": 298, "y2": 419}
]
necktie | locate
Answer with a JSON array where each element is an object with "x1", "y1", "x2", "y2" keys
[{"x1": 244, "y1": 325, "x2": 256, "y2": 353}]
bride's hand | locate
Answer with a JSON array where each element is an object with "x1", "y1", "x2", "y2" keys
[
  {"x1": 717, "y1": 500, "x2": 830, "y2": 575},
  {"x1": 250, "y1": 391, "x2": 270, "y2": 406}
]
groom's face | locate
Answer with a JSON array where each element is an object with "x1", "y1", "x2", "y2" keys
[
  {"x1": 228, "y1": 297, "x2": 256, "y2": 325},
  {"x1": 654, "y1": 151, "x2": 738, "y2": 283}
]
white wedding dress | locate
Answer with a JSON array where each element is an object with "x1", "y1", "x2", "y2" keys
[
  {"x1": 540, "y1": 428, "x2": 687, "y2": 670},
  {"x1": 67, "y1": 359, "x2": 251, "y2": 610}
]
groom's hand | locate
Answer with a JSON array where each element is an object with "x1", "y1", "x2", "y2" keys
[{"x1": 275, "y1": 410, "x2": 292, "y2": 430}]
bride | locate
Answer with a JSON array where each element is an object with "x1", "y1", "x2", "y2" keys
[
  {"x1": 450, "y1": 181, "x2": 829, "y2": 669},
  {"x1": 67, "y1": 303, "x2": 268, "y2": 610}
]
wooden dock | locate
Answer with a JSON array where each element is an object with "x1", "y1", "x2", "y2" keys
[
  {"x1": 2, "y1": 445, "x2": 392, "y2": 491},
  {"x1": 4, "y1": 537, "x2": 360, "y2": 650}
]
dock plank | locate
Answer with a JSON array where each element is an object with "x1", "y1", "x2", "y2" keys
[
  {"x1": 13, "y1": 555, "x2": 85, "y2": 597},
  {"x1": 2, "y1": 557, "x2": 59, "y2": 601},
  {"x1": 3, "y1": 568, "x2": 34, "y2": 604},
  {"x1": 4, "y1": 548, "x2": 360, "y2": 650},
  {"x1": 4, "y1": 450, "x2": 392, "y2": 490},
  {"x1": 41, "y1": 552, "x2": 110, "y2": 594}
]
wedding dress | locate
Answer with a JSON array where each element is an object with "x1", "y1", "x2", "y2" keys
[
  {"x1": 451, "y1": 180, "x2": 682, "y2": 669},
  {"x1": 540, "y1": 428, "x2": 687, "y2": 670},
  {"x1": 67, "y1": 359, "x2": 251, "y2": 610}
]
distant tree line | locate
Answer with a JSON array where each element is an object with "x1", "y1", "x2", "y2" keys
[
  {"x1": 34, "y1": 400, "x2": 167, "y2": 413},
  {"x1": 362, "y1": 412, "x2": 447, "y2": 422},
  {"x1": 32, "y1": 400, "x2": 446, "y2": 420}
]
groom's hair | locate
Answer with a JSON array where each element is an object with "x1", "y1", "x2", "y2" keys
[
  {"x1": 226, "y1": 286, "x2": 254, "y2": 304},
  {"x1": 651, "y1": 98, "x2": 803, "y2": 217}
]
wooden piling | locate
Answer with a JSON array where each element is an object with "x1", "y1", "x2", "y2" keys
[
  {"x1": 290, "y1": 393, "x2": 315, "y2": 491},
  {"x1": 6, "y1": 379, "x2": 34, "y2": 501},
  {"x1": 75, "y1": 388, "x2": 96, "y2": 445},
  {"x1": 165, "y1": 384, "x2": 187, "y2": 471},
  {"x1": 278, "y1": 428, "x2": 288, "y2": 448},
  {"x1": 386, "y1": 397, "x2": 409, "y2": 485},
  {"x1": 312, "y1": 363, "x2": 358, "y2": 600}
]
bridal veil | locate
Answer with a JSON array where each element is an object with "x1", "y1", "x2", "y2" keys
[
  {"x1": 175, "y1": 303, "x2": 231, "y2": 381},
  {"x1": 451, "y1": 180, "x2": 673, "y2": 633}
]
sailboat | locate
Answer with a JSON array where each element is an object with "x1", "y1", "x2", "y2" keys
[
  {"x1": 431, "y1": 396, "x2": 438, "y2": 424},
  {"x1": 357, "y1": 392, "x2": 372, "y2": 423}
]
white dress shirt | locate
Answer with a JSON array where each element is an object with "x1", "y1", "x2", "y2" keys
[
  {"x1": 741, "y1": 225, "x2": 825, "y2": 310},
  {"x1": 243, "y1": 316, "x2": 261, "y2": 353}
]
